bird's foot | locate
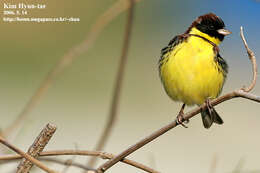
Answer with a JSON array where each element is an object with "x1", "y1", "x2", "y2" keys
[
  {"x1": 205, "y1": 98, "x2": 213, "y2": 114},
  {"x1": 176, "y1": 104, "x2": 189, "y2": 128}
]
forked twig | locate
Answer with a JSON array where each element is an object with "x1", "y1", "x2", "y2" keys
[
  {"x1": 96, "y1": 27, "x2": 259, "y2": 172},
  {"x1": 0, "y1": 136, "x2": 58, "y2": 173}
]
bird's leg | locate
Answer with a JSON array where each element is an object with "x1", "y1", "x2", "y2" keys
[
  {"x1": 176, "y1": 104, "x2": 188, "y2": 128},
  {"x1": 205, "y1": 98, "x2": 213, "y2": 114}
]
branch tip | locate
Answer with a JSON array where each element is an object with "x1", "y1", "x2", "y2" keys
[{"x1": 240, "y1": 26, "x2": 257, "y2": 92}]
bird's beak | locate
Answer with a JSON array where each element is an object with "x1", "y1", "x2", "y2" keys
[{"x1": 217, "y1": 29, "x2": 232, "y2": 36}]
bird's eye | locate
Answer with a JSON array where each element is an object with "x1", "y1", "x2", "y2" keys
[{"x1": 209, "y1": 25, "x2": 214, "y2": 29}]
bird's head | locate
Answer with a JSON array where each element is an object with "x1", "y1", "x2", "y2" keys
[{"x1": 186, "y1": 13, "x2": 231, "y2": 42}]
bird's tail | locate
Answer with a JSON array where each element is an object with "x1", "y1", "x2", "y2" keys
[{"x1": 201, "y1": 107, "x2": 224, "y2": 129}]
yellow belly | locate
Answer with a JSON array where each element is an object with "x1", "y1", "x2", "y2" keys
[{"x1": 160, "y1": 37, "x2": 225, "y2": 105}]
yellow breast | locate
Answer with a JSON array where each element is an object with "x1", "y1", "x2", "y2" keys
[{"x1": 160, "y1": 29, "x2": 225, "y2": 105}]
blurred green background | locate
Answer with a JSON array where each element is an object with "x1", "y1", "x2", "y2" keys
[{"x1": 0, "y1": 0, "x2": 260, "y2": 172}]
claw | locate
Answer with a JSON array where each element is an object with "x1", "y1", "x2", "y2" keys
[
  {"x1": 176, "y1": 104, "x2": 188, "y2": 128},
  {"x1": 206, "y1": 99, "x2": 213, "y2": 115}
]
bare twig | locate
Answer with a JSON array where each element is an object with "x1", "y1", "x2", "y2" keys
[
  {"x1": 240, "y1": 26, "x2": 257, "y2": 92},
  {"x1": 42, "y1": 158, "x2": 95, "y2": 171},
  {"x1": 2, "y1": 0, "x2": 143, "y2": 141},
  {"x1": 96, "y1": 27, "x2": 259, "y2": 172},
  {"x1": 0, "y1": 150, "x2": 159, "y2": 173},
  {"x1": 87, "y1": 0, "x2": 135, "y2": 168},
  {"x1": 3, "y1": 157, "x2": 94, "y2": 172},
  {"x1": 0, "y1": 136, "x2": 58, "y2": 173},
  {"x1": 16, "y1": 123, "x2": 56, "y2": 173}
]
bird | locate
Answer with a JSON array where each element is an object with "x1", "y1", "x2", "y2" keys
[{"x1": 158, "y1": 13, "x2": 231, "y2": 129}]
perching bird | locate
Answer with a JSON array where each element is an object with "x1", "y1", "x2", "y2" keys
[{"x1": 159, "y1": 13, "x2": 231, "y2": 128}]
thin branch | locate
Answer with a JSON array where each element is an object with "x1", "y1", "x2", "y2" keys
[
  {"x1": 16, "y1": 123, "x2": 56, "y2": 173},
  {"x1": 87, "y1": 0, "x2": 135, "y2": 168},
  {"x1": 0, "y1": 136, "x2": 58, "y2": 173},
  {"x1": 96, "y1": 27, "x2": 259, "y2": 172},
  {"x1": 2, "y1": 0, "x2": 143, "y2": 141},
  {"x1": 41, "y1": 158, "x2": 95, "y2": 172},
  {"x1": 0, "y1": 150, "x2": 159, "y2": 173},
  {"x1": 240, "y1": 26, "x2": 257, "y2": 92},
  {"x1": 2, "y1": 157, "x2": 94, "y2": 172}
]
